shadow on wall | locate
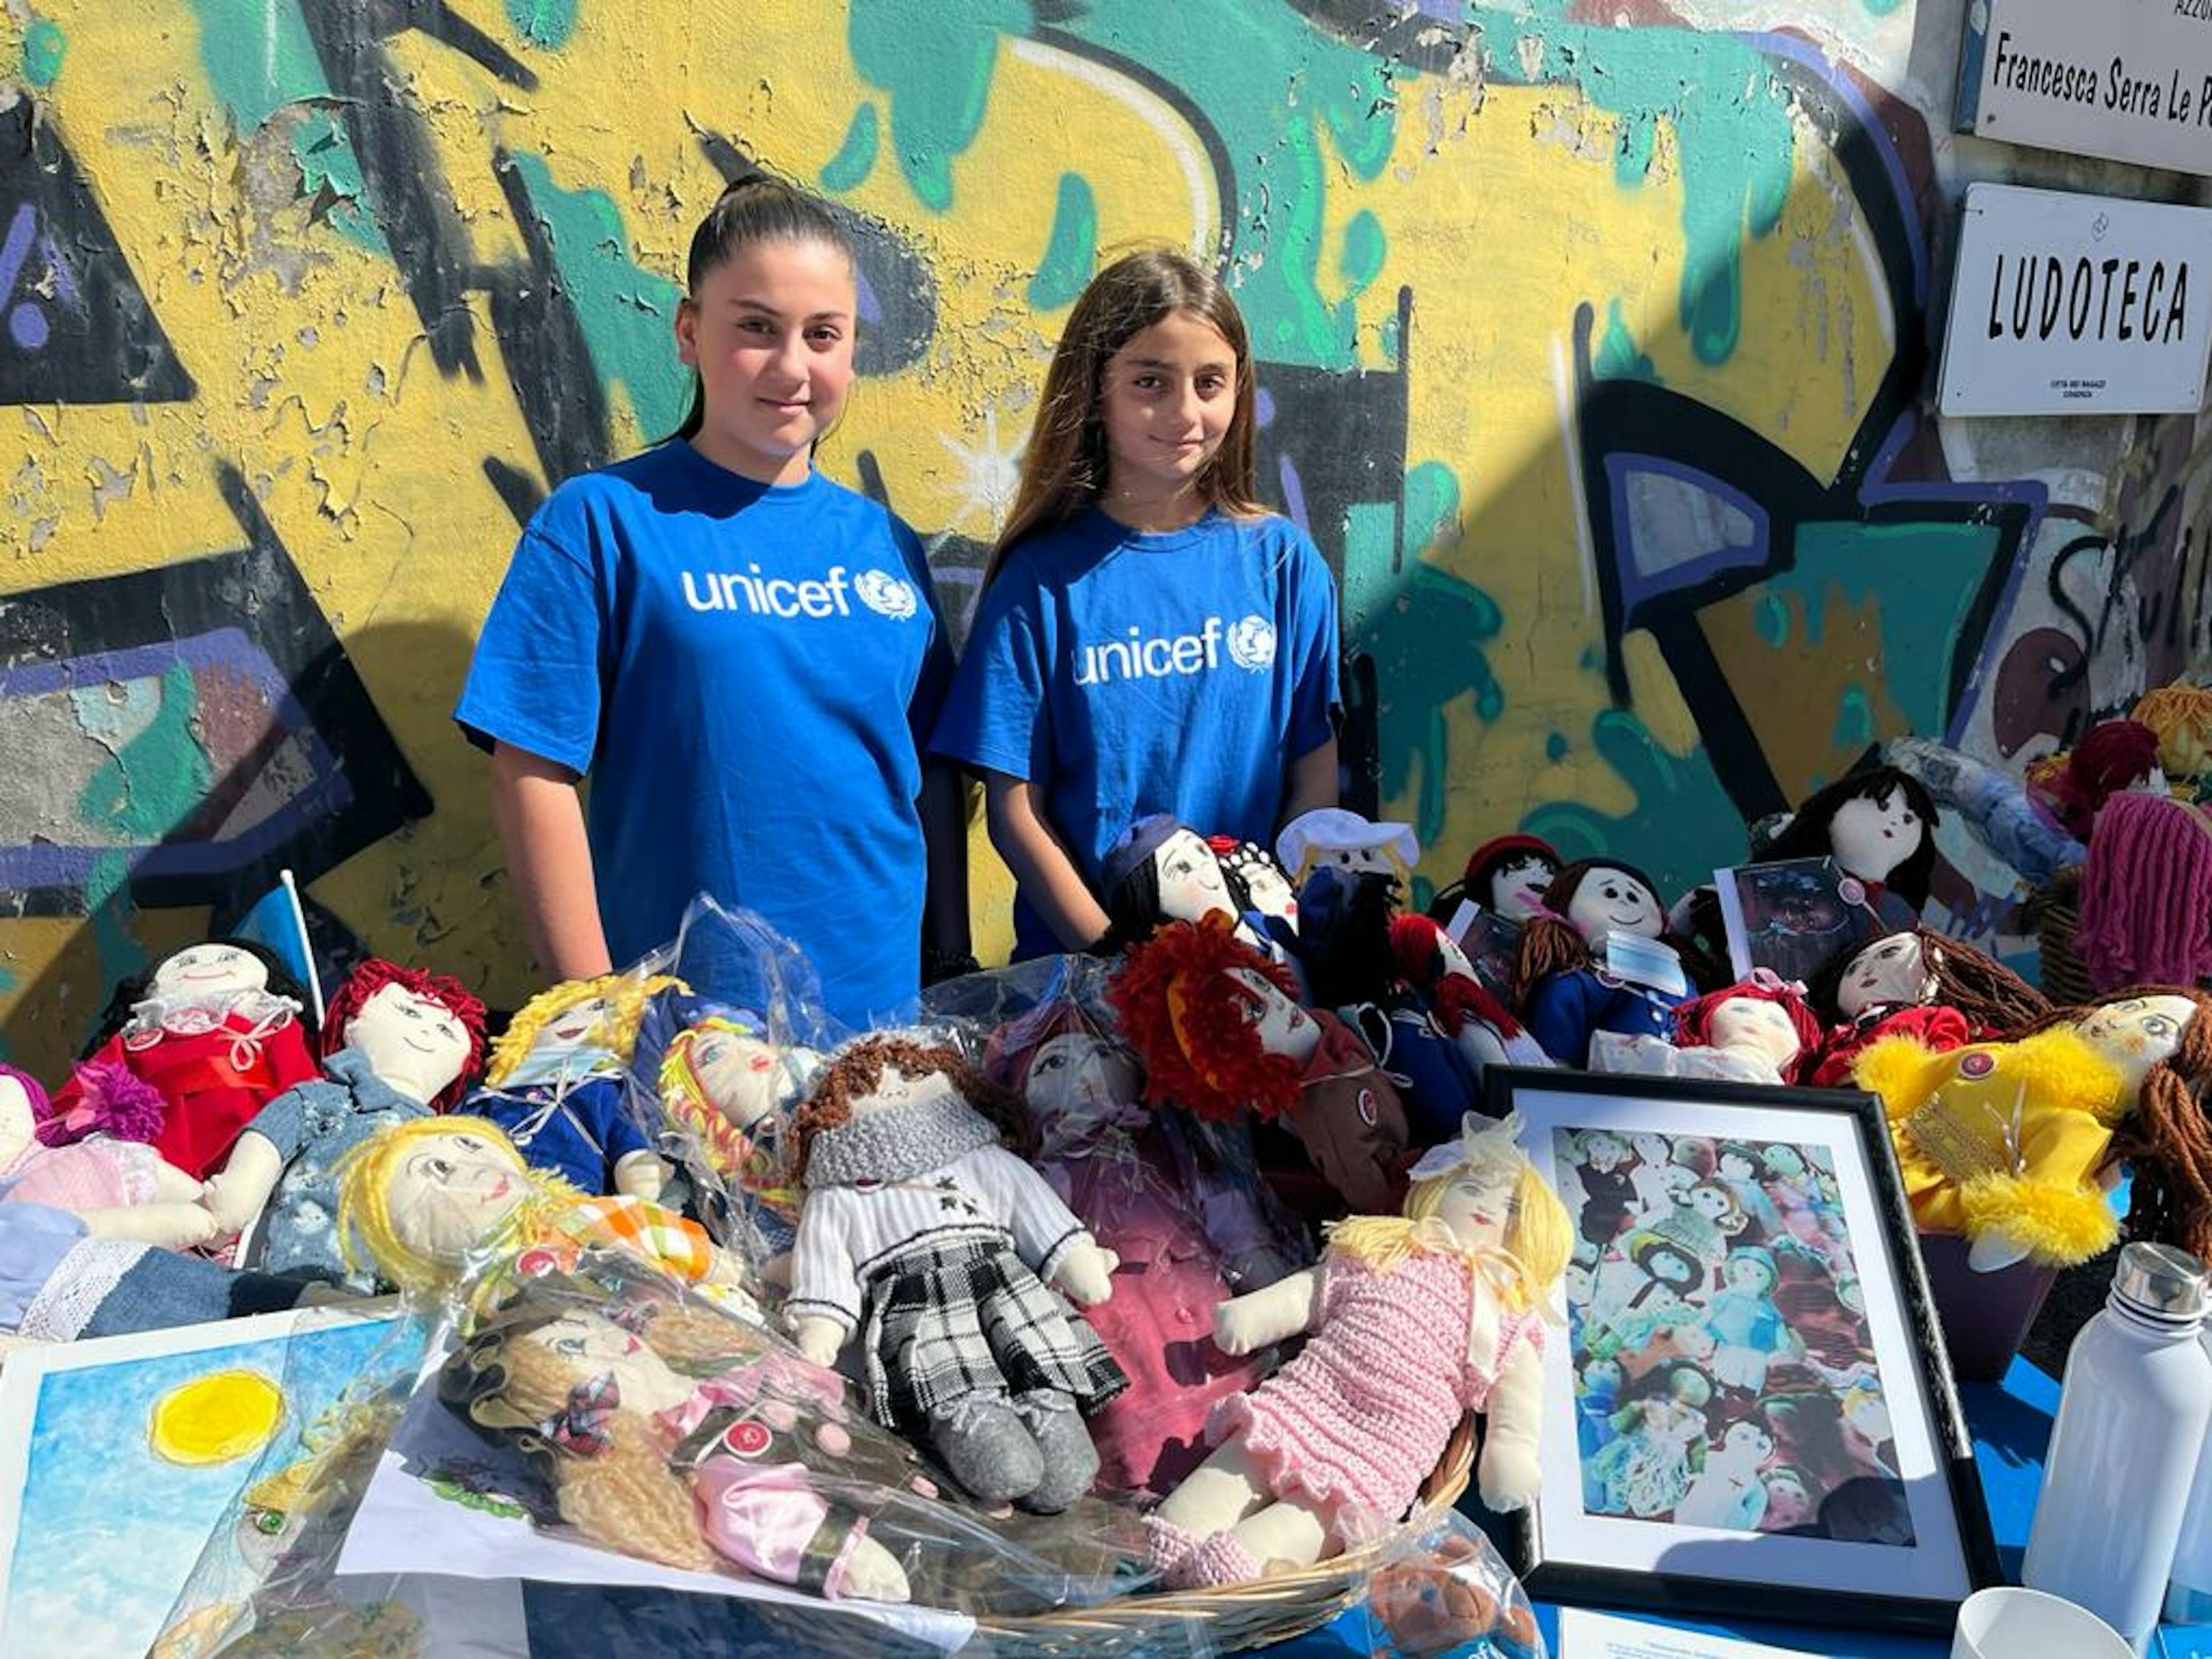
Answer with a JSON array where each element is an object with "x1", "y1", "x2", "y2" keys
[{"x1": 0, "y1": 611, "x2": 476, "y2": 1087}]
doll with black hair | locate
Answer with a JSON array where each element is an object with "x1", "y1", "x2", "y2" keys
[
  {"x1": 1097, "y1": 814, "x2": 1284, "y2": 961},
  {"x1": 44, "y1": 939, "x2": 321, "y2": 1182},
  {"x1": 1513, "y1": 860, "x2": 1691, "y2": 1067},
  {"x1": 1803, "y1": 927, "x2": 2048, "y2": 1089},
  {"x1": 1758, "y1": 765, "x2": 1941, "y2": 914},
  {"x1": 1426, "y1": 833, "x2": 1563, "y2": 927}
]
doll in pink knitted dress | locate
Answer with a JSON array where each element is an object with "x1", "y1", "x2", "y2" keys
[{"x1": 1146, "y1": 1112, "x2": 1572, "y2": 1587}]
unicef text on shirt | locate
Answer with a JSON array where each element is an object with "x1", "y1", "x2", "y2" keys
[
  {"x1": 1072, "y1": 614, "x2": 1278, "y2": 687},
  {"x1": 680, "y1": 565, "x2": 920, "y2": 621}
]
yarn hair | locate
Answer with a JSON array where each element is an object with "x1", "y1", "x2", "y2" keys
[
  {"x1": 2056, "y1": 986, "x2": 2212, "y2": 1262},
  {"x1": 1808, "y1": 927, "x2": 2049, "y2": 1035},
  {"x1": 1762, "y1": 767, "x2": 1940, "y2": 910},
  {"x1": 1509, "y1": 860, "x2": 1663, "y2": 1004},
  {"x1": 333, "y1": 1114, "x2": 582, "y2": 1294},
  {"x1": 2134, "y1": 683, "x2": 2212, "y2": 780},
  {"x1": 1673, "y1": 979, "x2": 1822, "y2": 1081},
  {"x1": 2074, "y1": 794, "x2": 2212, "y2": 992},
  {"x1": 322, "y1": 958, "x2": 490, "y2": 1110},
  {"x1": 1105, "y1": 914, "x2": 1305, "y2": 1121},
  {"x1": 794, "y1": 1035, "x2": 1022, "y2": 1177},
  {"x1": 488, "y1": 974, "x2": 683, "y2": 1084}
]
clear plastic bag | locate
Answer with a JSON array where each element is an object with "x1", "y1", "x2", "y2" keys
[{"x1": 1353, "y1": 1511, "x2": 1547, "y2": 1659}]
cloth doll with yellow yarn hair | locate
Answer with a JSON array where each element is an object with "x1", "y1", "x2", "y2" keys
[
  {"x1": 332, "y1": 1114, "x2": 755, "y2": 1319},
  {"x1": 462, "y1": 974, "x2": 679, "y2": 1201},
  {"x1": 1146, "y1": 1111, "x2": 1570, "y2": 1589}
]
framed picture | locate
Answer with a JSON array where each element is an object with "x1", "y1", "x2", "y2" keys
[
  {"x1": 1712, "y1": 857, "x2": 1915, "y2": 987},
  {"x1": 1488, "y1": 1066, "x2": 1999, "y2": 1635}
]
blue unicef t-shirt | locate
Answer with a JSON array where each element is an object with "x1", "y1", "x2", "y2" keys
[
  {"x1": 932, "y1": 509, "x2": 1339, "y2": 958},
  {"x1": 456, "y1": 441, "x2": 951, "y2": 1028}
]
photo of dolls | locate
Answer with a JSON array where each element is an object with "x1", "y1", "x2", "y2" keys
[
  {"x1": 1716, "y1": 858, "x2": 1916, "y2": 988},
  {"x1": 1557, "y1": 1124, "x2": 1913, "y2": 1547}
]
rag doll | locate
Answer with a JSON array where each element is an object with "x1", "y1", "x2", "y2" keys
[
  {"x1": 1426, "y1": 834, "x2": 1563, "y2": 928},
  {"x1": 2073, "y1": 791, "x2": 2212, "y2": 992},
  {"x1": 1295, "y1": 867, "x2": 1483, "y2": 1144},
  {"x1": 1584, "y1": 1361, "x2": 1717, "y2": 1520},
  {"x1": 45, "y1": 940, "x2": 320, "y2": 1181},
  {"x1": 1099, "y1": 816, "x2": 1280, "y2": 958},
  {"x1": 199, "y1": 961, "x2": 487, "y2": 1288},
  {"x1": 1146, "y1": 1112, "x2": 1570, "y2": 1588},
  {"x1": 1805, "y1": 927, "x2": 2049, "y2": 1089},
  {"x1": 1514, "y1": 860, "x2": 1689, "y2": 1066},
  {"x1": 1696, "y1": 1246, "x2": 1795, "y2": 1391},
  {"x1": 1592, "y1": 974, "x2": 1822, "y2": 1087},
  {"x1": 1388, "y1": 913, "x2": 1552, "y2": 1077},
  {"x1": 992, "y1": 1004, "x2": 1282, "y2": 1498},
  {"x1": 1274, "y1": 809, "x2": 1418, "y2": 889},
  {"x1": 1758, "y1": 765, "x2": 1941, "y2": 914},
  {"x1": 333, "y1": 1115, "x2": 757, "y2": 1317},
  {"x1": 1848, "y1": 995, "x2": 2212, "y2": 1270},
  {"x1": 441, "y1": 1277, "x2": 912, "y2": 1601},
  {"x1": 785, "y1": 1035, "x2": 1125, "y2": 1511},
  {"x1": 0, "y1": 1064, "x2": 215, "y2": 1247},
  {"x1": 2031, "y1": 719, "x2": 2164, "y2": 842},
  {"x1": 639, "y1": 990, "x2": 817, "y2": 1266},
  {"x1": 1207, "y1": 835, "x2": 1300, "y2": 945},
  {"x1": 2134, "y1": 683, "x2": 2212, "y2": 788},
  {"x1": 1108, "y1": 913, "x2": 1413, "y2": 1226},
  {"x1": 462, "y1": 974, "x2": 678, "y2": 1200}
]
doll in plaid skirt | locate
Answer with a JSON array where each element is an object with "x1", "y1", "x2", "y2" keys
[{"x1": 786, "y1": 1035, "x2": 1127, "y2": 1512}]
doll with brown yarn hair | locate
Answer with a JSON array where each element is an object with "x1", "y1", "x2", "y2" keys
[
  {"x1": 1107, "y1": 912, "x2": 1411, "y2": 1225},
  {"x1": 1804, "y1": 927, "x2": 2049, "y2": 1089},
  {"x1": 1511, "y1": 860, "x2": 1692, "y2": 1067},
  {"x1": 441, "y1": 1272, "x2": 914, "y2": 1601},
  {"x1": 784, "y1": 1032, "x2": 1125, "y2": 1513}
]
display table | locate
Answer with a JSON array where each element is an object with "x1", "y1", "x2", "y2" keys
[{"x1": 513, "y1": 1354, "x2": 2208, "y2": 1658}]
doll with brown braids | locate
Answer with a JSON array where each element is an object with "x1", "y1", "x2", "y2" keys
[
  {"x1": 441, "y1": 1273, "x2": 914, "y2": 1601},
  {"x1": 1804, "y1": 927, "x2": 2049, "y2": 1089},
  {"x1": 1511, "y1": 860, "x2": 1692, "y2": 1066}
]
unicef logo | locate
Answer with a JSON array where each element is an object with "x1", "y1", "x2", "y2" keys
[
  {"x1": 1225, "y1": 614, "x2": 1277, "y2": 672},
  {"x1": 853, "y1": 569, "x2": 919, "y2": 621}
]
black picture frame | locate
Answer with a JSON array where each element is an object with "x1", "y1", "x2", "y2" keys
[{"x1": 1485, "y1": 1065, "x2": 2000, "y2": 1636}]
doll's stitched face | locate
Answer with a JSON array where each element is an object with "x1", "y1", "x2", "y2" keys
[
  {"x1": 1763, "y1": 1470, "x2": 1813, "y2": 1528},
  {"x1": 1434, "y1": 1162, "x2": 1516, "y2": 1247},
  {"x1": 1689, "y1": 1182, "x2": 1736, "y2": 1222},
  {"x1": 1565, "y1": 869, "x2": 1662, "y2": 944},
  {"x1": 523, "y1": 1310, "x2": 696, "y2": 1418},
  {"x1": 1583, "y1": 1358, "x2": 1623, "y2": 1396},
  {"x1": 1022, "y1": 1033, "x2": 1144, "y2": 1149},
  {"x1": 1430, "y1": 929, "x2": 1480, "y2": 985},
  {"x1": 150, "y1": 943, "x2": 268, "y2": 1000},
  {"x1": 1583, "y1": 1132, "x2": 1628, "y2": 1170},
  {"x1": 1324, "y1": 843, "x2": 1395, "y2": 877},
  {"x1": 1154, "y1": 829, "x2": 1233, "y2": 922},
  {"x1": 689, "y1": 1025, "x2": 787, "y2": 1131},
  {"x1": 542, "y1": 995, "x2": 613, "y2": 1051},
  {"x1": 2076, "y1": 994, "x2": 2200, "y2": 1095},
  {"x1": 1630, "y1": 1131, "x2": 1670, "y2": 1164},
  {"x1": 1707, "y1": 997, "x2": 1804, "y2": 1068},
  {"x1": 1488, "y1": 854, "x2": 1560, "y2": 922},
  {"x1": 851, "y1": 1061, "x2": 958, "y2": 1118},
  {"x1": 387, "y1": 1130, "x2": 529, "y2": 1262},
  {"x1": 1827, "y1": 786, "x2": 1922, "y2": 884},
  {"x1": 1645, "y1": 1245, "x2": 1697, "y2": 1287},
  {"x1": 1836, "y1": 932, "x2": 1935, "y2": 1017},
  {"x1": 1232, "y1": 851, "x2": 1295, "y2": 920},
  {"x1": 1226, "y1": 967, "x2": 1317, "y2": 1057},
  {"x1": 1722, "y1": 1419, "x2": 1774, "y2": 1465},
  {"x1": 1718, "y1": 1148, "x2": 1755, "y2": 1181},
  {"x1": 1725, "y1": 1254, "x2": 1776, "y2": 1294},
  {"x1": 347, "y1": 983, "x2": 472, "y2": 1104}
]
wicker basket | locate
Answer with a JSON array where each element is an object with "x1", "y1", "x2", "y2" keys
[
  {"x1": 2028, "y1": 867, "x2": 2095, "y2": 1005},
  {"x1": 958, "y1": 1420, "x2": 1478, "y2": 1657}
]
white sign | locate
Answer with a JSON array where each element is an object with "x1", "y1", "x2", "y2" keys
[
  {"x1": 1959, "y1": 0, "x2": 2212, "y2": 176},
  {"x1": 1937, "y1": 183, "x2": 2212, "y2": 417}
]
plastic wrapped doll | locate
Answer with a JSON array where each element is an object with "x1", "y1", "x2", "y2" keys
[
  {"x1": 332, "y1": 1115, "x2": 757, "y2": 1316},
  {"x1": 441, "y1": 1280, "x2": 912, "y2": 1601},
  {"x1": 0, "y1": 1199, "x2": 337, "y2": 1340},
  {"x1": 639, "y1": 990, "x2": 817, "y2": 1267},
  {"x1": 1758, "y1": 765, "x2": 1941, "y2": 914},
  {"x1": 1426, "y1": 833, "x2": 1563, "y2": 928},
  {"x1": 784, "y1": 1035, "x2": 1126, "y2": 1511},
  {"x1": 462, "y1": 974, "x2": 678, "y2": 1200},
  {"x1": 1592, "y1": 973, "x2": 1823, "y2": 1087},
  {"x1": 199, "y1": 961, "x2": 488, "y2": 1289},
  {"x1": 991, "y1": 1005, "x2": 1281, "y2": 1498},
  {"x1": 45, "y1": 940, "x2": 320, "y2": 1181},
  {"x1": 1884, "y1": 736, "x2": 2085, "y2": 886},
  {"x1": 1274, "y1": 808, "x2": 1418, "y2": 889},
  {"x1": 1107, "y1": 913, "x2": 1413, "y2": 1226},
  {"x1": 0, "y1": 1064, "x2": 216, "y2": 1248},
  {"x1": 1513, "y1": 860, "x2": 1689, "y2": 1067},
  {"x1": 1146, "y1": 1112, "x2": 1570, "y2": 1588},
  {"x1": 1804, "y1": 927, "x2": 2049, "y2": 1089}
]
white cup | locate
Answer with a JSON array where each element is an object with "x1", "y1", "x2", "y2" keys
[{"x1": 1952, "y1": 1586, "x2": 2136, "y2": 1659}]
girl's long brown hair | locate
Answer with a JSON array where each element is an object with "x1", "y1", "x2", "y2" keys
[{"x1": 983, "y1": 249, "x2": 1266, "y2": 590}]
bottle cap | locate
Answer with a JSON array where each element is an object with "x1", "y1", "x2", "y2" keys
[{"x1": 2113, "y1": 1241, "x2": 2210, "y2": 1321}]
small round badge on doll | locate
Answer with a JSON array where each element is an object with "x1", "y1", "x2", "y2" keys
[
  {"x1": 784, "y1": 1034, "x2": 1126, "y2": 1512},
  {"x1": 1804, "y1": 927, "x2": 2048, "y2": 1089},
  {"x1": 1146, "y1": 1111, "x2": 1570, "y2": 1588}
]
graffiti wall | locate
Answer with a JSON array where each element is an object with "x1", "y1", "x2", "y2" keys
[{"x1": 0, "y1": 0, "x2": 2202, "y2": 1069}]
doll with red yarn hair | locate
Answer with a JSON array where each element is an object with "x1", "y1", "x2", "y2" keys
[
  {"x1": 199, "y1": 958, "x2": 488, "y2": 1289},
  {"x1": 1107, "y1": 913, "x2": 1411, "y2": 1227},
  {"x1": 1591, "y1": 974, "x2": 1823, "y2": 1087}
]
